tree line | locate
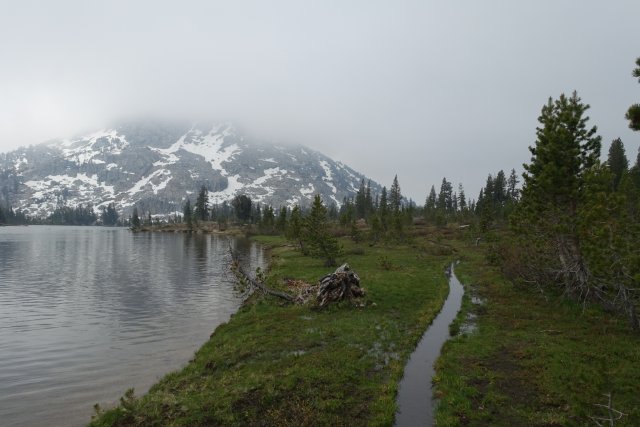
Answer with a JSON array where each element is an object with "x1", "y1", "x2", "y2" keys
[
  {"x1": 0, "y1": 202, "x2": 120, "y2": 226},
  {"x1": 0, "y1": 205, "x2": 28, "y2": 225},
  {"x1": 155, "y1": 56, "x2": 640, "y2": 329}
]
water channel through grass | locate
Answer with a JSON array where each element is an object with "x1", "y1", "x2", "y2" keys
[{"x1": 395, "y1": 265, "x2": 464, "y2": 426}]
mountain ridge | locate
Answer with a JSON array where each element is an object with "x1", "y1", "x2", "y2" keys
[{"x1": 0, "y1": 121, "x2": 380, "y2": 218}]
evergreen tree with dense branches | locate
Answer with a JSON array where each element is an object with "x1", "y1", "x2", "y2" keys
[
  {"x1": 607, "y1": 138, "x2": 629, "y2": 191},
  {"x1": 379, "y1": 186, "x2": 389, "y2": 229},
  {"x1": 131, "y1": 207, "x2": 141, "y2": 230},
  {"x1": 232, "y1": 194, "x2": 252, "y2": 222},
  {"x1": 626, "y1": 57, "x2": 640, "y2": 131},
  {"x1": 276, "y1": 206, "x2": 287, "y2": 233},
  {"x1": 457, "y1": 183, "x2": 467, "y2": 212},
  {"x1": 389, "y1": 175, "x2": 402, "y2": 212},
  {"x1": 182, "y1": 199, "x2": 193, "y2": 230},
  {"x1": 286, "y1": 205, "x2": 305, "y2": 253},
  {"x1": 355, "y1": 179, "x2": 366, "y2": 219},
  {"x1": 507, "y1": 93, "x2": 640, "y2": 327},
  {"x1": 100, "y1": 203, "x2": 119, "y2": 226},
  {"x1": 195, "y1": 185, "x2": 209, "y2": 221},
  {"x1": 424, "y1": 185, "x2": 437, "y2": 222},
  {"x1": 304, "y1": 195, "x2": 341, "y2": 266},
  {"x1": 516, "y1": 92, "x2": 601, "y2": 290}
]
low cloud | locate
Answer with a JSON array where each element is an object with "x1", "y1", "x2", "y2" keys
[{"x1": 1, "y1": 1, "x2": 639, "y2": 200}]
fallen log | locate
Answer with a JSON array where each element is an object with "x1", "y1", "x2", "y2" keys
[{"x1": 230, "y1": 257, "x2": 295, "y2": 302}]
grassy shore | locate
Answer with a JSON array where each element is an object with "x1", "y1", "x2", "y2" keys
[
  {"x1": 434, "y1": 242, "x2": 640, "y2": 426},
  {"x1": 89, "y1": 235, "x2": 453, "y2": 426},
  {"x1": 89, "y1": 227, "x2": 639, "y2": 426},
  {"x1": 134, "y1": 221, "x2": 246, "y2": 235}
]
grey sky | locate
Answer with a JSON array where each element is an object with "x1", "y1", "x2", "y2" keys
[{"x1": 1, "y1": 1, "x2": 639, "y2": 201}]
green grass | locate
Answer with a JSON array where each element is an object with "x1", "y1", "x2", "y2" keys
[
  {"x1": 89, "y1": 236, "x2": 452, "y2": 426},
  {"x1": 434, "y1": 242, "x2": 640, "y2": 426}
]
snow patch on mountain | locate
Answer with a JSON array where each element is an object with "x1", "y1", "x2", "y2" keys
[
  {"x1": 59, "y1": 129, "x2": 130, "y2": 165},
  {"x1": 209, "y1": 174, "x2": 243, "y2": 204},
  {"x1": 127, "y1": 170, "x2": 171, "y2": 196},
  {"x1": 0, "y1": 122, "x2": 380, "y2": 217},
  {"x1": 300, "y1": 183, "x2": 315, "y2": 197}
]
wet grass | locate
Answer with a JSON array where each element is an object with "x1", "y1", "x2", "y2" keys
[
  {"x1": 434, "y1": 242, "x2": 640, "y2": 426},
  {"x1": 89, "y1": 236, "x2": 451, "y2": 426}
]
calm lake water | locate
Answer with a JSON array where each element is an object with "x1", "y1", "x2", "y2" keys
[{"x1": 0, "y1": 226, "x2": 264, "y2": 427}]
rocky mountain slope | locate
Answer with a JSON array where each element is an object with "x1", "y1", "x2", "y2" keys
[{"x1": 0, "y1": 122, "x2": 379, "y2": 217}]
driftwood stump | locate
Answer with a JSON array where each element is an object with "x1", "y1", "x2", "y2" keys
[
  {"x1": 317, "y1": 263, "x2": 365, "y2": 307},
  {"x1": 230, "y1": 245, "x2": 365, "y2": 307}
]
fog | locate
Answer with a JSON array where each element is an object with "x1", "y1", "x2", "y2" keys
[{"x1": 1, "y1": 1, "x2": 639, "y2": 200}]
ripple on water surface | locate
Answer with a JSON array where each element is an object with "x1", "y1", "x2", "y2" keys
[{"x1": 0, "y1": 226, "x2": 264, "y2": 427}]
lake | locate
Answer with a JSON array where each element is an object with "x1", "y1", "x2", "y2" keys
[{"x1": 0, "y1": 226, "x2": 264, "y2": 427}]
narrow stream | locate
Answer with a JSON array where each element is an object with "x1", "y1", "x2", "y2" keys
[{"x1": 395, "y1": 264, "x2": 464, "y2": 426}]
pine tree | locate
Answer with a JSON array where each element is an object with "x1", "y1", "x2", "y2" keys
[
  {"x1": 101, "y1": 203, "x2": 119, "y2": 226},
  {"x1": 458, "y1": 183, "x2": 467, "y2": 212},
  {"x1": 252, "y1": 204, "x2": 262, "y2": 224},
  {"x1": 437, "y1": 178, "x2": 453, "y2": 213},
  {"x1": 131, "y1": 207, "x2": 141, "y2": 230},
  {"x1": 232, "y1": 194, "x2": 252, "y2": 222},
  {"x1": 304, "y1": 195, "x2": 341, "y2": 266},
  {"x1": 493, "y1": 170, "x2": 507, "y2": 205},
  {"x1": 389, "y1": 175, "x2": 402, "y2": 212},
  {"x1": 261, "y1": 205, "x2": 275, "y2": 231},
  {"x1": 182, "y1": 199, "x2": 193, "y2": 229},
  {"x1": 506, "y1": 169, "x2": 519, "y2": 201},
  {"x1": 355, "y1": 179, "x2": 366, "y2": 219},
  {"x1": 365, "y1": 180, "x2": 373, "y2": 217},
  {"x1": 327, "y1": 202, "x2": 338, "y2": 220},
  {"x1": 286, "y1": 205, "x2": 305, "y2": 252},
  {"x1": 578, "y1": 165, "x2": 640, "y2": 329},
  {"x1": 424, "y1": 185, "x2": 437, "y2": 221},
  {"x1": 339, "y1": 200, "x2": 355, "y2": 228},
  {"x1": 195, "y1": 185, "x2": 209, "y2": 221},
  {"x1": 379, "y1": 186, "x2": 389, "y2": 228},
  {"x1": 514, "y1": 92, "x2": 602, "y2": 300},
  {"x1": 369, "y1": 215, "x2": 383, "y2": 242},
  {"x1": 626, "y1": 57, "x2": 640, "y2": 131},
  {"x1": 607, "y1": 138, "x2": 629, "y2": 191},
  {"x1": 276, "y1": 206, "x2": 287, "y2": 232}
]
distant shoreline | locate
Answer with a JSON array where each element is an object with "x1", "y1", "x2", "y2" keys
[{"x1": 131, "y1": 221, "x2": 248, "y2": 236}]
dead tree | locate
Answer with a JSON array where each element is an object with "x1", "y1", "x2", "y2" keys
[{"x1": 229, "y1": 246, "x2": 295, "y2": 303}]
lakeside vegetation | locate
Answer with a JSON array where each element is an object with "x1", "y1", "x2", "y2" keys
[
  {"x1": 435, "y1": 237, "x2": 640, "y2": 426},
  {"x1": 89, "y1": 234, "x2": 454, "y2": 426},
  {"x1": 3, "y1": 57, "x2": 636, "y2": 425},
  {"x1": 89, "y1": 222, "x2": 640, "y2": 426}
]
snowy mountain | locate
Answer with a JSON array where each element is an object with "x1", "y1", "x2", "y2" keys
[{"x1": 0, "y1": 122, "x2": 379, "y2": 218}]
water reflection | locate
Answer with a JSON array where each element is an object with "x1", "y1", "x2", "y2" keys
[{"x1": 0, "y1": 226, "x2": 264, "y2": 427}]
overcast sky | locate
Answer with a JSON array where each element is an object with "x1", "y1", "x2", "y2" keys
[{"x1": 1, "y1": 1, "x2": 639, "y2": 201}]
